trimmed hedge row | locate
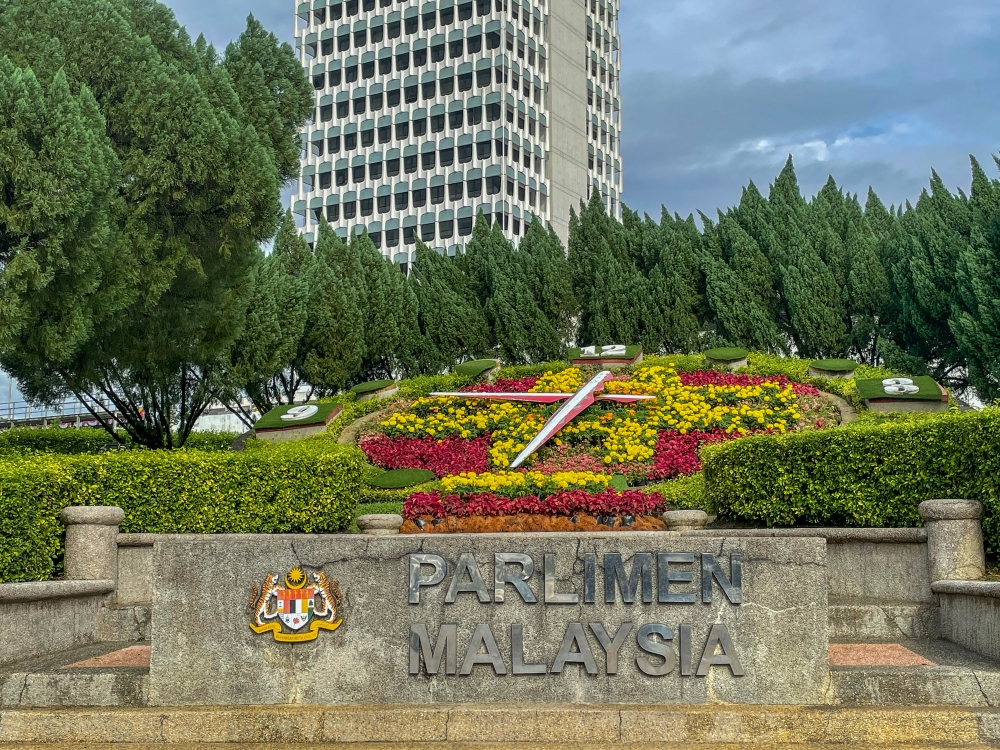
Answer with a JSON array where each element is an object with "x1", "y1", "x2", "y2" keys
[
  {"x1": 0, "y1": 427, "x2": 238, "y2": 456},
  {"x1": 0, "y1": 442, "x2": 367, "y2": 583},
  {"x1": 702, "y1": 409, "x2": 1000, "y2": 551}
]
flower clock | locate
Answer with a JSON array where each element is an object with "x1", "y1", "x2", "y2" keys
[{"x1": 358, "y1": 364, "x2": 832, "y2": 531}]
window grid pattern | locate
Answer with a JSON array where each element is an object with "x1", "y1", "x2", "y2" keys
[
  {"x1": 585, "y1": 0, "x2": 621, "y2": 219},
  {"x1": 292, "y1": 0, "x2": 552, "y2": 262}
]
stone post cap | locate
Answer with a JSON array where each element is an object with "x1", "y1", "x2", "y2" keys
[
  {"x1": 662, "y1": 509, "x2": 709, "y2": 529},
  {"x1": 918, "y1": 499, "x2": 983, "y2": 521},
  {"x1": 60, "y1": 506, "x2": 125, "y2": 526}
]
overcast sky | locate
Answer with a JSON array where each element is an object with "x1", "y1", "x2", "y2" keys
[{"x1": 170, "y1": 0, "x2": 1000, "y2": 219}]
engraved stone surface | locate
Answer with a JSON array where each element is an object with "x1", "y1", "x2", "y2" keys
[{"x1": 149, "y1": 533, "x2": 828, "y2": 706}]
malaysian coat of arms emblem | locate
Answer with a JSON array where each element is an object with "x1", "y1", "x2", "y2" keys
[{"x1": 249, "y1": 567, "x2": 343, "y2": 642}]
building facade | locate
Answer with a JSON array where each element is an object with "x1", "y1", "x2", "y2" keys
[{"x1": 291, "y1": 0, "x2": 621, "y2": 266}]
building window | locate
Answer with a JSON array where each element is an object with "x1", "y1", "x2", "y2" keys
[
  {"x1": 343, "y1": 200, "x2": 357, "y2": 219},
  {"x1": 458, "y1": 216, "x2": 473, "y2": 235},
  {"x1": 404, "y1": 154, "x2": 417, "y2": 172},
  {"x1": 518, "y1": 184, "x2": 525, "y2": 200},
  {"x1": 440, "y1": 6, "x2": 454, "y2": 24},
  {"x1": 506, "y1": 178, "x2": 514, "y2": 196},
  {"x1": 319, "y1": 172, "x2": 332, "y2": 189},
  {"x1": 388, "y1": 19, "x2": 400, "y2": 37},
  {"x1": 468, "y1": 34, "x2": 482, "y2": 53},
  {"x1": 345, "y1": 132, "x2": 357, "y2": 150},
  {"x1": 468, "y1": 106, "x2": 483, "y2": 126},
  {"x1": 449, "y1": 39, "x2": 463, "y2": 58},
  {"x1": 354, "y1": 29, "x2": 367, "y2": 47},
  {"x1": 353, "y1": 97, "x2": 366, "y2": 115},
  {"x1": 476, "y1": 68, "x2": 491, "y2": 87},
  {"x1": 440, "y1": 147, "x2": 454, "y2": 167},
  {"x1": 395, "y1": 192, "x2": 409, "y2": 210},
  {"x1": 378, "y1": 125, "x2": 391, "y2": 143},
  {"x1": 320, "y1": 104, "x2": 333, "y2": 122},
  {"x1": 396, "y1": 52, "x2": 409, "y2": 71},
  {"x1": 361, "y1": 198, "x2": 373, "y2": 216},
  {"x1": 506, "y1": 106, "x2": 514, "y2": 124},
  {"x1": 377, "y1": 195, "x2": 390, "y2": 213},
  {"x1": 439, "y1": 76, "x2": 454, "y2": 96},
  {"x1": 353, "y1": 165, "x2": 365, "y2": 182},
  {"x1": 476, "y1": 141, "x2": 491, "y2": 159},
  {"x1": 449, "y1": 182, "x2": 463, "y2": 200},
  {"x1": 423, "y1": 10, "x2": 436, "y2": 30},
  {"x1": 421, "y1": 151, "x2": 436, "y2": 170},
  {"x1": 387, "y1": 88, "x2": 401, "y2": 107},
  {"x1": 477, "y1": 0, "x2": 490, "y2": 15},
  {"x1": 405, "y1": 15, "x2": 418, "y2": 33},
  {"x1": 431, "y1": 185, "x2": 445, "y2": 204},
  {"x1": 361, "y1": 128, "x2": 375, "y2": 147},
  {"x1": 432, "y1": 43, "x2": 445, "y2": 62},
  {"x1": 512, "y1": 218, "x2": 520, "y2": 234},
  {"x1": 362, "y1": 61, "x2": 375, "y2": 79},
  {"x1": 336, "y1": 100, "x2": 349, "y2": 118},
  {"x1": 487, "y1": 30, "x2": 501, "y2": 49},
  {"x1": 370, "y1": 230, "x2": 382, "y2": 248},
  {"x1": 313, "y1": 73, "x2": 325, "y2": 89},
  {"x1": 449, "y1": 111, "x2": 464, "y2": 130},
  {"x1": 313, "y1": 7, "x2": 326, "y2": 23},
  {"x1": 395, "y1": 121, "x2": 409, "y2": 139},
  {"x1": 338, "y1": 33, "x2": 350, "y2": 51},
  {"x1": 413, "y1": 187, "x2": 427, "y2": 207},
  {"x1": 486, "y1": 175, "x2": 501, "y2": 195},
  {"x1": 345, "y1": 65, "x2": 358, "y2": 83},
  {"x1": 363, "y1": 0, "x2": 374, "y2": 10},
  {"x1": 371, "y1": 25, "x2": 383, "y2": 43},
  {"x1": 458, "y1": 72, "x2": 472, "y2": 91},
  {"x1": 440, "y1": 219, "x2": 454, "y2": 239},
  {"x1": 421, "y1": 223, "x2": 435, "y2": 242},
  {"x1": 327, "y1": 204, "x2": 340, "y2": 221},
  {"x1": 529, "y1": 188, "x2": 536, "y2": 206},
  {"x1": 413, "y1": 117, "x2": 427, "y2": 136},
  {"x1": 458, "y1": 144, "x2": 473, "y2": 163},
  {"x1": 486, "y1": 103, "x2": 501, "y2": 121},
  {"x1": 335, "y1": 168, "x2": 348, "y2": 186},
  {"x1": 459, "y1": 1, "x2": 473, "y2": 20},
  {"x1": 413, "y1": 48, "x2": 427, "y2": 66},
  {"x1": 379, "y1": 56, "x2": 391, "y2": 75},
  {"x1": 404, "y1": 225, "x2": 416, "y2": 244},
  {"x1": 422, "y1": 80, "x2": 436, "y2": 100},
  {"x1": 330, "y1": 69, "x2": 342, "y2": 86},
  {"x1": 403, "y1": 84, "x2": 417, "y2": 103},
  {"x1": 328, "y1": 135, "x2": 341, "y2": 153},
  {"x1": 431, "y1": 113, "x2": 445, "y2": 132},
  {"x1": 386, "y1": 227, "x2": 399, "y2": 246},
  {"x1": 370, "y1": 162, "x2": 383, "y2": 180},
  {"x1": 387, "y1": 158, "x2": 400, "y2": 176},
  {"x1": 467, "y1": 177, "x2": 482, "y2": 197}
]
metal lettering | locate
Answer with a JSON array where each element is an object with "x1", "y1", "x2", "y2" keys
[
  {"x1": 409, "y1": 623, "x2": 458, "y2": 675},
  {"x1": 409, "y1": 554, "x2": 446, "y2": 604},
  {"x1": 700, "y1": 553, "x2": 742, "y2": 604},
  {"x1": 604, "y1": 553, "x2": 653, "y2": 604},
  {"x1": 657, "y1": 552, "x2": 696, "y2": 603},
  {"x1": 445, "y1": 553, "x2": 491, "y2": 604},
  {"x1": 590, "y1": 621, "x2": 633, "y2": 674},
  {"x1": 583, "y1": 553, "x2": 596, "y2": 604},
  {"x1": 543, "y1": 553, "x2": 579, "y2": 604},
  {"x1": 696, "y1": 623, "x2": 745, "y2": 676},
  {"x1": 511, "y1": 624, "x2": 547, "y2": 674},
  {"x1": 678, "y1": 623, "x2": 693, "y2": 676},
  {"x1": 459, "y1": 624, "x2": 507, "y2": 675},
  {"x1": 494, "y1": 553, "x2": 537, "y2": 603},
  {"x1": 635, "y1": 623, "x2": 676, "y2": 676},
  {"x1": 551, "y1": 622, "x2": 598, "y2": 675}
]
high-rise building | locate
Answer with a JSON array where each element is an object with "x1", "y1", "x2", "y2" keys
[{"x1": 291, "y1": 0, "x2": 622, "y2": 267}]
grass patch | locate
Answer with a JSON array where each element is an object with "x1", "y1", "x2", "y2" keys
[
  {"x1": 704, "y1": 347, "x2": 749, "y2": 362},
  {"x1": 810, "y1": 358, "x2": 859, "y2": 372},
  {"x1": 254, "y1": 402, "x2": 341, "y2": 430},
  {"x1": 455, "y1": 359, "x2": 499, "y2": 378},
  {"x1": 350, "y1": 379, "x2": 396, "y2": 395},
  {"x1": 368, "y1": 468, "x2": 436, "y2": 489},
  {"x1": 855, "y1": 375, "x2": 945, "y2": 402}
]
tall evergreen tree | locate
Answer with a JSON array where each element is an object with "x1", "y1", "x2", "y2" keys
[
  {"x1": 521, "y1": 219, "x2": 576, "y2": 352},
  {"x1": 353, "y1": 231, "x2": 411, "y2": 381}
]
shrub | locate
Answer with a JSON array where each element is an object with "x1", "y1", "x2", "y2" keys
[
  {"x1": 454, "y1": 359, "x2": 498, "y2": 378},
  {"x1": 702, "y1": 409, "x2": 1000, "y2": 551},
  {"x1": 0, "y1": 427, "x2": 121, "y2": 455},
  {"x1": 0, "y1": 442, "x2": 367, "y2": 583}
]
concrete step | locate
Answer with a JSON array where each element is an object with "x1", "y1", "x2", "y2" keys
[
  {"x1": 0, "y1": 641, "x2": 148, "y2": 709},
  {"x1": 1, "y1": 705, "x2": 999, "y2": 746},
  {"x1": 831, "y1": 638, "x2": 1000, "y2": 707}
]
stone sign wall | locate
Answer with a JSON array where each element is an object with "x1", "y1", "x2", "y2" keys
[{"x1": 149, "y1": 532, "x2": 828, "y2": 706}]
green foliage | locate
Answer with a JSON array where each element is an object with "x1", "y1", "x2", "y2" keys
[
  {"x1": 702, "y1": 410, "x2": 1000, "y2": 552},
  {"x1": 351, "y1": 500, "x2": 404, "y2": 531},
  {"x1": 810, "y1": 359, "x2": 859, "y2": 372},
  {"x1": 0, "y1": 2, "x2": 311, "y2": 448},
  {"x1": 0, "y1": 428, "x2": 120, "y2": 456},
  {"x1": 645, "y1": 474, "x2": 708, "y2": 511},
  {"x1": 0, "y1": 442, "x2": 366, "y2": 582},
  {"x1": 368, "y1": 468, "x2": 436, "y2": 489},
  {"x1": 254, "y1": 401, "x2": 341, "y2": 429}
]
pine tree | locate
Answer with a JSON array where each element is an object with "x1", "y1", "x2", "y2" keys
[
  {"x1": 521, "y1": 219, "x2": 576, "y2": 353},
  {"x1": 353, "y1": 231, "x2": 406, "y2": 381}
]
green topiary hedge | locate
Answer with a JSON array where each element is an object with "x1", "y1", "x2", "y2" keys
[
  {"x1": 0, "y1": 427, "x2": 239, "y2": 456},
  {"x1": 702, "y1": 409, "x2": 1000, "y2": 551},
  {"x1": 0, "y1": 442, "x2": 367, "y2": 583}
]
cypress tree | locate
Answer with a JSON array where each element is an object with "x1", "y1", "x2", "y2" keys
[
  {"x1": 301, "y1": 222, "x2": 365, "y2": 392},
  {"x1": 353, "y1": 231, "x2": 406, "y2": 381},
  {"x1": 520, "y1": 218, "x2": 575, "y2": 357}
]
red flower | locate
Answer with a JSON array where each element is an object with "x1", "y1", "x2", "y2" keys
[
  {"x1": 678, "y1": 370, "x2": 819, "y2": 396},
  {"x1": 402, "y1": 488, "x2": 666, "y2": 520},
  {"x1": 647, "y1": 429, "x2": 736, "y2": 481},
  {"x1": 459, "y1": 377, "x2": 539, "y2": 393},
  {"x1": 359, "y1": 434, "x2": 489, "y2": 477}
]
